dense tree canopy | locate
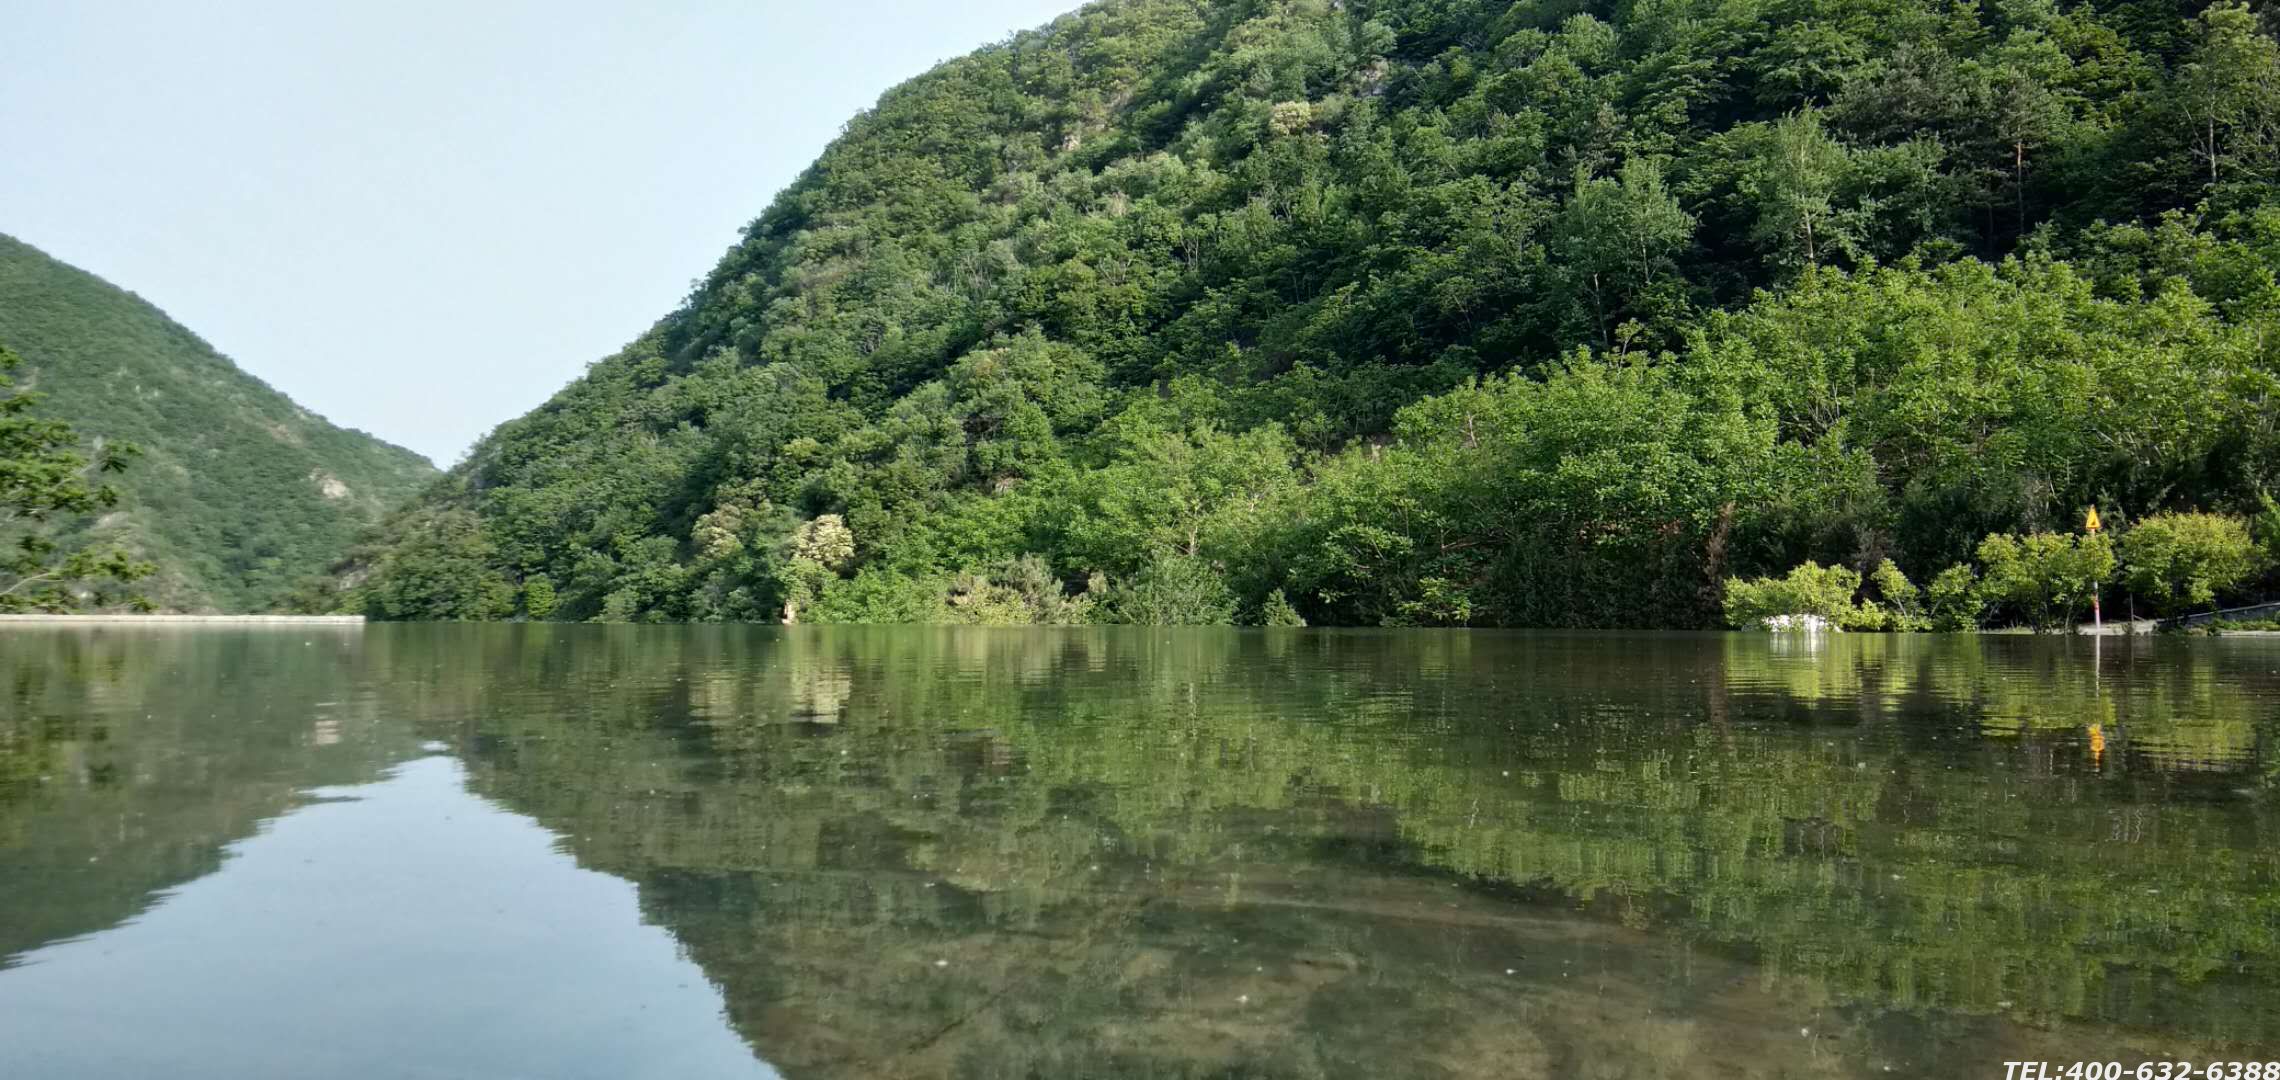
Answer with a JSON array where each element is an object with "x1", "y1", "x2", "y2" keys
[{"x1": 350, "y1": 0, "x2": 2280, "y2": 626}]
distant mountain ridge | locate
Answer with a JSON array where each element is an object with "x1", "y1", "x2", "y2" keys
[{"x1": 0, "y1": 233, "x2": 436, "y2": 611}]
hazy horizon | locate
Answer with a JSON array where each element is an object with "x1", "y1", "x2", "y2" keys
[{"x1": 1, "y1": 0, "x2": 1080, "y2": 466}]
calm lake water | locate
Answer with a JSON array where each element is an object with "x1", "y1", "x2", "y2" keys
[{"x1": 1, "y1": 626, "x2": 2275, "y2": 1078}]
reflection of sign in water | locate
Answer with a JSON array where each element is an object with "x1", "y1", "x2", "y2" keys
[{"x1": 2084, "y1": 506, "x2": 2102, "y2": 532}]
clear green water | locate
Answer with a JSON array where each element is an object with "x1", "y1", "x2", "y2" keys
[{"x1": 1, "y1": 626, "x2": 2275, "y2": 1078}]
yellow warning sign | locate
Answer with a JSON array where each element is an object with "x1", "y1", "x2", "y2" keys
[{"x1": 2084, "y1": 506, "x2": 2102, "y2": 532}]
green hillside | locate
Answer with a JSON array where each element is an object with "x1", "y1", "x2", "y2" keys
[
  {"x1": 353, "y1": 0, "x2": 2280, "y2": 627},
  {"x1": 0, "y1": 234, "x2": 436, "y2": 611}
]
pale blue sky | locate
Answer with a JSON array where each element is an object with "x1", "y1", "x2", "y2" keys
[{"x1": 1, "y1": 0, "x2": 1080, "y2": 465}]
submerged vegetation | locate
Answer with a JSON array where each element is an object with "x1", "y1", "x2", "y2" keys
[{"x1": 333, "y1": 0, "x2": 2280, "y2": 626}]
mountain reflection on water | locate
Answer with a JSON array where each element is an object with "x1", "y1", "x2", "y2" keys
[
  {"x1": 0, "y1": 754, "x2": 774, "y2": 1080},
  {"x1": 2, "y1": 625, "x2": 2275, "y2": 1078}
]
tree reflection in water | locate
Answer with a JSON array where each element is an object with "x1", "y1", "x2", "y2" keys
[{"x1": 3, "y1": 626, "x2": 2275, "y2": 1078}]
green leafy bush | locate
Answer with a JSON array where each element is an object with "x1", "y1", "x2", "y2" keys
[
  {"x1": 2122, "y1": 512, "x2": 2262, "y2": 615},
  {"x1": 945, "y1": 556, "x2": 1094, "y2": 625},
  {"x1": 1723, "y1": 562, "x2": 1865, "y2": 629},
  {"x1": 1867, "y1": 560, "x2": 1930, "y2": 631},
  {"x1": 811, "y1": 569, "x2": 953, "y2": 624},
  {"x1": 1258, "y1": 588, "x2": 1306, "y2": 627},
  {"x1": 1101, "y1": 553, "x2": 1236, "y2": 626},
  {"x1": 1924, "y1": 566, "x2": 1985, "y2": 631},
  {"x1": 360, "y1": 510, "x2": 516, "y2": 621},
  {"x1": 1976, "y1": 532, "x2": 2115, "y2": 631}
]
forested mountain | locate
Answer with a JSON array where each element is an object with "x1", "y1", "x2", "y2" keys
[
  {"x1": 353, "y1": 0, "x2": 2280, "y2": 626},
  {"x1": 0, "y1": 235, "x2": 436, "y2": 611}
]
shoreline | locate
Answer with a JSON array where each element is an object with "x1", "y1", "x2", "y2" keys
[{"x1": 0, "y1": 614, "x2": 364, "y2": 626}]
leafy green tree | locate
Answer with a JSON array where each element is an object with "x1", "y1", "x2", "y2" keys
[
  {"x1": 1100, "y1": 551, "x2": 1237, "y2": 625},
  {"x1": 1975, "y1": 531, "x2": 2115, "y2": 630},
  {"x1": 1722, "y1": 561, "x2": 1865, "y2": 628},
  {"x1": 359, "y1": 510, "x2": 515, "y2": 621},
  {"x1": 2254, "y1": 492, "x2": 2280, "y2": 569},
  {"x1": 2120, "y1": 512, "x2": 2262, "y2": 615},
  {"x1": 0, "y1": 345, "x2": 152, "y2": 612},
  {"x1": 1053, "y1": 419, "x2": 1300, "y2": 574},
  {"x1": 779, "y1": 514, "x2": 856, "y2": 624},
  {"x1": 1743, "y1": 111, "x2": 1853, "y2": 272},
  {"x1": 1550, "y1": 158, "x2": 1696, "y2": 345},
  {"x1": 810, "y1": 568, "x2": 955, "y2": 624},
  {"x1": 945, "y1": 555, "x2": 1094, "y2": 624},
  {"x1": 2169, "y1": 2, "x2": 2280, "y2": 193},
  {"x1": 1394, "y1": 575, "x2": 1478, "y2": 626},
  {"x1": 1924, "y1": 565, "x2": 1985, "y2": 630},
  {"x1": 521, "y1": 575, "x2": 559, "y2": 620},
  {"x1": 1258, "y1": 587, "x2": 1305, "y2": 626},
  {"x1": 1868, "y1": 559, "x2": 1931, "y2": 631}
]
